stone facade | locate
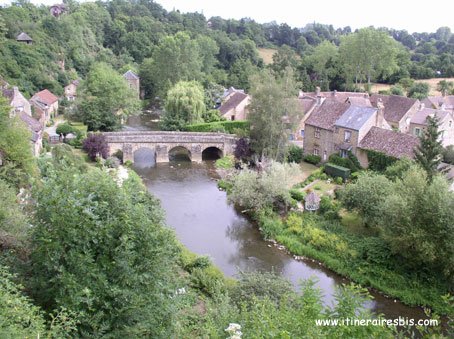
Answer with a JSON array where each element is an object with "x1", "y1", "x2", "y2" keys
[
  {"x1": 103, "y1": 131, "x2": 238, "y2": 163},
  {"x1": 123, "y1": 70, "x2": 140, "y2": 99}
]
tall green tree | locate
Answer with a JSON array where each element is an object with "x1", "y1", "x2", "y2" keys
[
  {"x1": 305, "y1": 40, "x2": 338, "y2": 90},
  {"x1": 339, "y1": 28, "x2": 399, "y2": 88},
  {"x1": 161, "y1": 81, "x2": 205, "y2": 130},
  {"x1": 30, "y1": 164, "x2": 179, "y2": 337},
  {"x1": 414, "y1": 115, "x2": 443, "y2": 181},
  {"x1": 248, "y1": 68, "x2": 301, "y2": 160},
  {"x1": 437, "y1": 80, "x2": 454, "y2": 96},
  {"x1": 408, "y1": 82, "x2": 430, "y2": 99},
  {"x1": 77, "y1": 63, "x2": 140, "y2": 131}
]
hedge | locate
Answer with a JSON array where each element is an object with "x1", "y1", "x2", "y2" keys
[
  {"x1": 184, "y1": 121, "x2": 250, "y2": 134},
  {"x1": 324, "y1": 163, "x2": 351, "y2": 181}
]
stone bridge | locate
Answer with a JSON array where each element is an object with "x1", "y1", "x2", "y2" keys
[{"x1": 103, "y1": 131, "x2": 238, "y2": 163}]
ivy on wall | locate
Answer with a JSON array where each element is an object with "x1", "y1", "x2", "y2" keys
[{"x1": 366, "y1": 149, "x2": 398, "y2": 172}]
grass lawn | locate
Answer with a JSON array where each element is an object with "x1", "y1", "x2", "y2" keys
[
  {"x1": 302, "y1": 179, "x2": 338, "y2": 197},
  {"x1": 258, "y1": 48, "x2": 277, "y2": 65},
  {"x1": 368, "y1": 77, "x2": 454, "y2": 96}
]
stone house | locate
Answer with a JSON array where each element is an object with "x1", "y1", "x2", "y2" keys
[
  {"x1": 218, "y1": 90, "x2": 250, "y2": 121},
  {"x1": 19, "y1": 111, "x2": 43, "y2": 156},
  {"x1": 30, "y1": 89, "x2": 59, "y2": 125},
  {"x1": 409, "y1": 105, "x2": 454, "y2": 147},
  {"x1": 64, "y1": 80, "x2": 79, "y2": 101},
  {"x1": 422, "y1": 95, "x2": 454, "y2": 112},
  {"x1": 357, "y1": 127, "x2": 419, "y2": 168},
  {"x1": 16, "y1": 32, "x2": 33, "y2": 44},
  {"x1": 123, "y1": 70, "x2": 140, "y2": 99},
  {"x1": 1, "y1": 86, "x2": 32, "y2": 117},
  {"x1": 370, "y1": 94, "x2": 419, "y2": 133}
]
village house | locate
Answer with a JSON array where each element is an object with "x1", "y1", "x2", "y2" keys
[
  {"x1": 1, "y1": 86, "x2": 32, "y2": 117},
  {"x1": 16, "y1": 32, "x2": 33, "y2": 44},
  {"x1": 357, "y1": 127, "x2": 419, "y2": 168},
  {"x1": 218, "y1": 88, "x2": 250, "y2": 121},
  {"x1": 370, "y1": 94, "x2": 419, "y2": 133},
  {"x1": 64, "y1": 80, "x2": 79, "y2": 101},
  {"x1": 422, "y1": 95, "x2": 454, "y2": 112},
  {"x1": 19, "y1": 111, "x2": 43, "y2": 156},
  {"x1": 409, "y1": 104, "x2": 454, "y2": 147},
  {"x1": 123, "y1": 70, "x2": 140, "y2": 99},
  {"x1": 30, "y1": 89, "x2": 59, "y2": 125}
]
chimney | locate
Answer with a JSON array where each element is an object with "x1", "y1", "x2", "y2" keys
[
  {"x1": 376, "y1": 98, "x2": 385, "y2": 128},
  {"x1": 419, "y1": 102, "x2": 425, "y2": 110},
  {"x1": 13, "y1": 86, "x2": 19, "y2": 97},
  {"x1": 315, "y1": 86, "x2": 322, "y2": 105}
]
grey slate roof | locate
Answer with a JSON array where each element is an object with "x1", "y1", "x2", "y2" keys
[
  {"x1": 123, "y1": 70, "x2": 139, "y2": 80},
  {"x1": 334, "y1": 105, "x2": 377, "y2": 131},
  {"x1": 16, "y1": 32, "x2": 33, "y2": 41}
]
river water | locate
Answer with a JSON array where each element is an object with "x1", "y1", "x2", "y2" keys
[{"x1": 132, "y1": 156, "x2": 427, "y2": 322}]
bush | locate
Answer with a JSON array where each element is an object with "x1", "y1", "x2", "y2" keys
[
  {"x1": 303, "y1": 154, "x2": 321, "y2": 165},
  {"x1": 319, "y1": 196, "x2": 340, "y2": 220},
  {"x1": 328, "y1": 153, "x2": 361, "y2": 172},
  {"x1": 215, "y1": 155, "x2": 234, "y2": 169},
  {"x1": 335, "y1": 176, "x2": 343, "y2": 185},
  {"x1": 82, "y1": 133, "x2": 109, "y2": 160},
  {"x1": 184, "y1": 121, "x2": 250, "y2": 134},
  {"x1": 324, "y1": 163, "x2": 351, "y2": 181},
  {"x1": 289, "y1": 188, "x2": 305, "y2": 201},
  {"x1": 104, "y1": 157, "x2": 120, "y2": 168},
  {"x1": 287, "y1": 145, "x2": 303, "y2": 163},
  {"x1": 234, "y1": 138, "x2": 252, "y2": 161}
]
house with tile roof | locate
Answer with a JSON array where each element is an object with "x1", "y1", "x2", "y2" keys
[
  {"x1": 422, "y1": 95, "x2": 454, "y2": 112},
  {"x1": 370, "y1": 94, "x2": 419, "y2": 133},
  {"x1": 123, "y1": 70, "x2": 140, "y2": 99},
  {"x1": 1, "y1": 86, "x2": 32, "y2": 117},
  {"x1": 19, "y1": 111, "x2": 43, "y2": 156},
  {"x1": 218, "y1": 89, "x2": 250, "y2": 121},
  {"x1": 357, "y1": 127, "x2": 419, "y2": 168},
  {"x1": 409, "y1": 105, "x2": 454, "y2": 147},
  {"x1": 64, "y1": 80, "x2": 80, "y2": 101},
  {"x1": 30, "y1": 89, "x2": 59, "y2": 125}
]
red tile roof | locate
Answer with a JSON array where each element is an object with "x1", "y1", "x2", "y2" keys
[
  {"x1": 358, "y1": 127, "x2": 419, "y2": 159},
  {"x1": 304, "y1": 98, "x2": 350, "y2": 131},
  {"x1": 219, "y1": 92, "x2": 248, "y2": 115},
  {"x1": 370, "y1": 94, "x2": 418, "y2": 123},
  {"x1": 32, "y1": 89, "x2": 58, "y2": 105}
]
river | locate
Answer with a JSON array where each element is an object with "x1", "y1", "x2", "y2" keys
[{"x1": 132, "y1": 156, "x2": 428, "y2": 322}]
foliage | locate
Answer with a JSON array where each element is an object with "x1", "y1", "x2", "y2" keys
[
  {"x1": 82, "y1": 133, "x2": 109, "y2": 160},
  {"x1": 437, "y1": 80, "x2": 454, "y2": 96},
  {"x1": 365, "y1": 149, "x2": 398, "y2": 172},
  {"x1": 215, "y1": 155, "x2": 234, "y2": 169},
  {"x1": 289, "y1": 188, "x2": 306, "y2": 202},
  {"x1": 228, "y1": 161, "x2": 301, "y2": 211},
  {"x1": 414, "y1": 115, "x2": 443, "y2": 181},
  {"x1": 234, "y1": 137, "x2": 252, "y2": 161},
  {"x1": 303, "y1": 154, "x2": 321, "y2": 165},
  {"x1": 328, "y1": 153, "x2": 361, "y2": 172},
  {"x1": 0, "y1": 97, "x2": 37, "y2": 187},
  {"x1": 30, "y1": 167, "x2": 179, "y2": 337},
  {"x1": 384, "y1": 158, "x2": 414, "y2": 180},
  {"x1": 0, "y1": 265, "x2": 78, "y2": 338},
  {"x1": 324, "y1": 163, "x2": 351, "y2": 181},
  {"x1": 442, "y1": 145, "x2": 454, "y2": 164},
  {"x1": 408, "y1": 82, "x2": 430, "y2": 99},
  {"x1": 161, "y1": 81, "x2": 205, "y2": 130},
  {"x1": 184, "y1": 120, "x2": 250, "y2": 134},
  {"x1": 248, "y1": 68, "x2": 301, "y2": 160},
  {"x1": 77, "y1": 63, "x2": 140, "y2": 131},
  {"x1": 287, "y1": 144, "x2": 304, "y2": 163},
  {"x1": 56, "y1": 122, "x2": 76, "y2": 141}
]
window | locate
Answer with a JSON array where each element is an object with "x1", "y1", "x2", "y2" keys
[
  {"x1": 314, "y1": 128, "x2": 321, "y2": 139},
  {"x1": 300, "y1": 129, "x2": 304, "y2": 137},
  {"x1": 415, "y1": 128, "x2": 421, "y2": 137},
  {"x1": 288, "y1": 134, "x2": 294, "y2": 141},
  {"x1": 344, "y1": 130, "x2": 352, "y2": 142},
  {"x1": 231, "y1": 115, "x2": 235, "y2": 121},
  {"x1": 313, "y1": 148, "x2": 319, "y2": 156},
  {"x1": 340, "y1": 149, "x2": 348, "y2": 158},
  {"x1": 323, "y1": 150, "x2": 327, "y2": 161}
]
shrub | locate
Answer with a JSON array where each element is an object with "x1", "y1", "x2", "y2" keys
[
  {"x1": 257, "y1": 211, "x2": 284, "y2": 239},
  {"x1": 82, "y1": 133, "x2": 109, "y2": 160},
  {"x1": 234, "y1": 137, "x2": 252, "y2": 161},
  {"x1": 328, "y1": 153, "x2": 361, "y2": 172},
  {"x1": 287, "y1": 145, "x2": 303, "y2": 163},
  {"x1": 335, "y1": 177, "x2": 343, "y2": 185},
  {"x1": 324, "y1": 163, "x2": 351, "y2": 181},
  {"x1": 289, "y1": 188, "x2": 305, "y2": 201},
  {"x1": 303, "y1": 154, "x2": 321, "y2": 165},
  {"x1": 184, "y1": 121, "x2": 250, "y2": 134},
  {"x1": 215, "y1": 155, "x2": 234, "y2": 169},
  {"x1": 56, "y1": 123, "x2": 76, "y2": 140},
  {"x1": 104, "y1": 157, "x2": 120, "y2": 168},
  {"x1": 319, "y1": 196, "x2": 340, "y2": 220},
  {"x1": 217, "y1": 179, "x2": 233, "y2": 192}
]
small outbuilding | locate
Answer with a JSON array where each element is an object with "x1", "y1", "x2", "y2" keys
[
  {"x1": 16, "y1": 32, "x2": 33, "y2": 44},
  {"x1": 305, "y1": 191, "x2": 321, "y2": 211}
]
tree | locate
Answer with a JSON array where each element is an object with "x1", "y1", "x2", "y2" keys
[
  {"x1": 77, "y1": 63, "x2": 140, "y2": 131},
  {"x1": 339, "y1": 28, "x2": 399, "y2": 88},
  {"x1": 437, "y1": 80, "x2": 454, "y2": 96},
  {"x1": 82, "y1": 133, "x2": 109, "y2": 160},
  {"x1": 161, "y1": 81, "x2": 205, "y2": 130},
  {"x1": 56, "y1": 123, "x2": 75, "y2": 142},
  {"x1": 442, "y1": 145, "x2": 454, "y2": 164},
  {"x1": 248, "y1": 68, "x2": 301, "y2": 160},
  {"x1": 271, "y1": 45, "x2": 299, "y2": 76},
  {"x1": 0, "y1": 97, "x2": 37, "y2": 187},
  {"x1": 30, "y1": 167, "x2": 179, "y2": 337},
  {"x1": 234, "y1": 137, "x2": 252, "y2": 162},
  {"x1": 305, "y1": 41, "x2": 338, "y2": 90},
  {"x1": 408, "y1": 82, "x2": 430, "y2": 100},
  {"x1": 414, "y1": 115, "x2": 443, "y2": 181}
]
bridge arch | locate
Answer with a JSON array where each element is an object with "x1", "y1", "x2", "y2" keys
[
  {"x1": 202, "y1": 146, "x2": 223, "y2": 160},
  {"x1": 133, "y1": 147, "x2": 156, "y2": 167},
  {"x1": 168, "y1": 145, "x2": 191, "y2": 161}
]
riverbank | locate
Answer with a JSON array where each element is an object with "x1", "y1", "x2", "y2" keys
[{"x1": 216, "y1": 165, "x2": 452, "y2": 316}]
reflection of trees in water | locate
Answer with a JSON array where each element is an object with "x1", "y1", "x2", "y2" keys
[{"x1": 225, "y1": 218, "x2": 287, "y2": 275}]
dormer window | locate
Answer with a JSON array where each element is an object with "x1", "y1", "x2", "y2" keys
[{"x1": 344, "y1": 130, "x2": 352, "y2": 143}]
